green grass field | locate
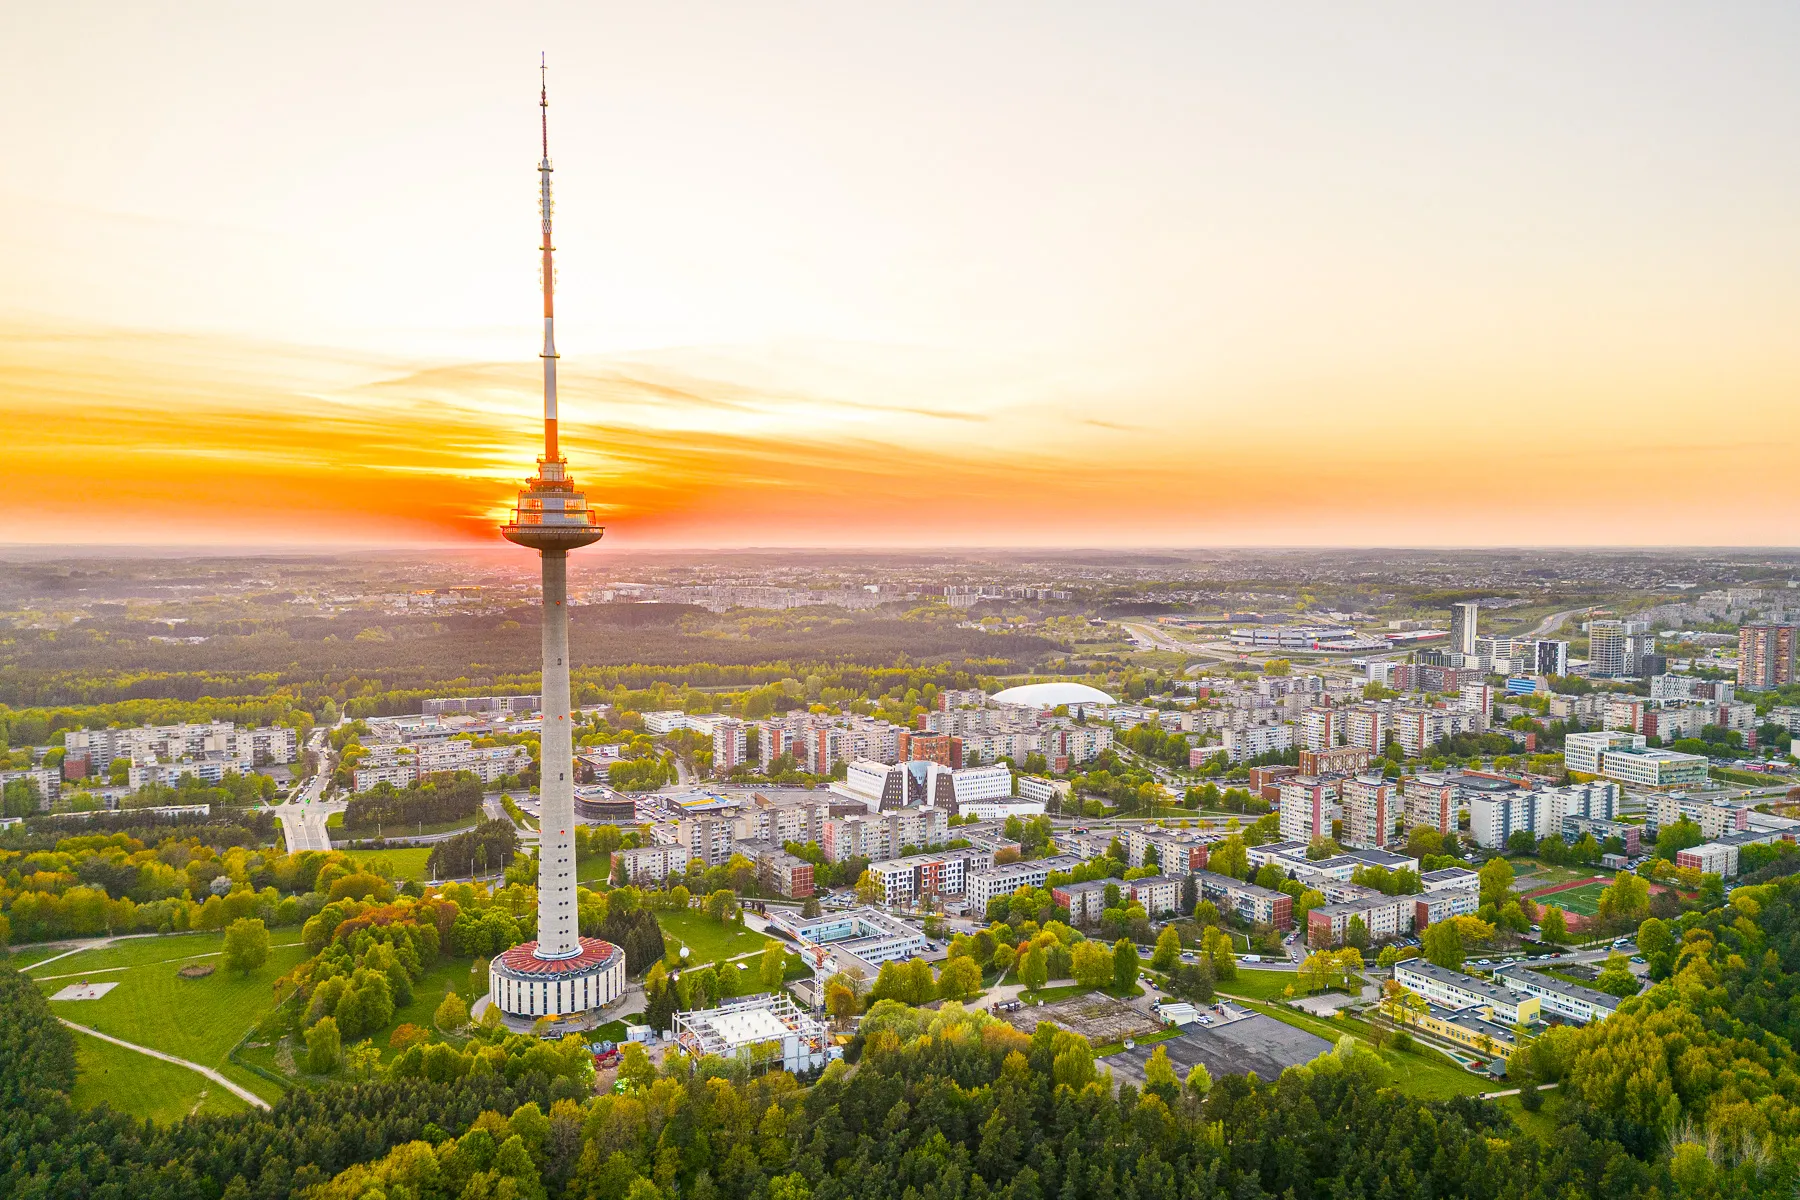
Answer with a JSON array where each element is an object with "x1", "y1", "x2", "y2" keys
[
  {"x1": 1220, "y1": 967, "x2": 1356, "y2": 1002},
  {"x1": 27, "y1": 928, "x2": 304, "y2": 978},
  {"x1": 656, "y1": 909, "x2": 764, "y2": 965},
  {"x1": 45, "y1": 939, "x2": 309, "y2": 1090},
  {"x1": 341, "y1": 847, "x2": 434, "y2": 882},
  {"x1": 1493, "y1": 1088, "x2": 1562, "y2": 1141},
  {"x1": 1533, "y1": 880, "x2": 1609, "y2": 916},
  {"x1": 1510, "y1": 861, "x2": 1598, "y2": 887},
  {"x1": 577, "y1": 855, "x2": 612, "y2": 884},
  {"x1": 1019, "y1": 981, "x2": 1145, "y2": 1003},
  {"x1": 377, "y1": 958, "x2": 480, "y2": 1061},
  {"x1": 68, "y1": 1028, "x2": 251, "y2": 1124},
  {"x1": 1238, "y1": 999, "x2": 1490, "y2": 1101},
  {"x1": 4, "y1": 943, "x2": 79, "y2": 970}
]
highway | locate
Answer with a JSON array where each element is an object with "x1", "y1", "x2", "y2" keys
[{"x1": 1521, "y1": 605, "x2": 1593, "y2": 639}]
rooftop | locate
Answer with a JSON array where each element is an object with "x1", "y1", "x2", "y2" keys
[
  {"x1": 1395, "y1": 959, "x2": 1518, "y2": 1007},
  {"x1": 991, "y1": 682, "x2": 1117, "y2": 708}
]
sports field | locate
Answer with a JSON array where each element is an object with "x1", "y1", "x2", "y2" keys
[{"x1": 1536, "y1": 880, "x2": 1608, "y2": 916}]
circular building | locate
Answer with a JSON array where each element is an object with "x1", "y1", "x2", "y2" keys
[
  {"x1": 574, "y1": 786, "x2": 636, "y2": 822},
  {"x1": 489, "y1": 937, "x2": 626, "y2": 1019},
  {"x1": 990, "y1": 681, "x2": 1116, "y2": 708}
]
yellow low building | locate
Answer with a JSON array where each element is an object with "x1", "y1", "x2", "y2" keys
[{"x1": 1408, "y1": 1002, "x2": 1527, "y2": 1063}]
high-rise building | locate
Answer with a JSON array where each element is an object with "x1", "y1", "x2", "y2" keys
[
  {"x1": 490, "y1": 63, "x2": 626, "y2": 1023},
  {"x1": 712, "y1": 718, "x2": 748, "y2": 774},
  {"x1": 1341, "y1": 774, "x2": 1391, "y2": 849},
  {"x1": 1346, "y1": 705, "x2": 1389, "y2": 753},
  {"x1": 1278, "y1": 775, "x2": 1334, "y2": 844},
  {"x1": 1302, "y1": 707, "x2": 1337, "y2": 752},
  {"x1": 1529, "y1": 639, "x2": 1570, "y2": 678},
  {"x1": 1449, "y1": 602, "x2": 1479, "y2": 657},
  {"x1": 1738, "y1": 625, "x2": 1798, "y2": 688},
  {"x1": 1588, "y1": 619, "x2": 1651, "y2": 678}
]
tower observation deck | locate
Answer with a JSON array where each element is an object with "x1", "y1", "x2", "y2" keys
[{"x1": 491, "y1": 58, "x2": 624, "y2": 1024}]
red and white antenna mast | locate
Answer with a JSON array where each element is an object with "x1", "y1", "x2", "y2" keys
[{"x1": 539, "y1": 52, "x2": 559, "y2": 462}]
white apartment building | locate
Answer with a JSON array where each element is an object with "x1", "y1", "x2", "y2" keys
[
  {"x1": 1127, "y1": 875, "x2": 1182, "y2": 916},
  {"x1": 0, "y1": 766, "x2": 60, "y2": 807},
  {"x1": 1303, "y1": 707, "x2": 1337, "y2": 752},
  {"x1": 1221, "y1": 723, "x2": 1294, "y2": 763},
  {"x1": 1402, "y1": 774, "x2": 1458, "y2": 834},
  {"x1": 1676, "y1": 842, "x2": 1739, "y2": 877},
  {"x1": 965, "y1": 857, "x2": 1082, "y2": 910},
  {"x1": 712, "y1": 718, "x2": 748, "y2": 773},
  {"x1": 1307, "y1": 891, "x2": 1412, "y2": 947},
  {"x1": 1346, "y1": 705, "x2": 1389, "y2": 753},
  {"x1": 1341, "y1": 774, "x2": 1392, "y2": 849},
  {"x1": 1650, "y1": 794, "x2": 1748, "y2": 839},
  {"x1": 614, "y1": 844, "x2": 695, "y2": 883},
  {"x1": 1279, "y1": 775, "x2": 1336, "y2": 844},
  {"x1": 67, "y1": 722, "x2": 298, "y2": 771}
]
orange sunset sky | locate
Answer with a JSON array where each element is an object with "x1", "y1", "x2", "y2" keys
[{"x1": 5, "y1": 3, "x2": 1800, "y2": 548}]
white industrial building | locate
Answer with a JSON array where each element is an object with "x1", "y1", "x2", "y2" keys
[{"x1": 671, "y1": 993, "x2": 838, "y2": 1075}]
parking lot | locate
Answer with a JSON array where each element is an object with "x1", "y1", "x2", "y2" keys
[{"x1": 1104, "y1": 1013, "x2": 1332, "y2": 1088}]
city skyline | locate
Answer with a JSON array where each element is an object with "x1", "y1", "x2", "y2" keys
[{"x1": 7, "y1": 4, "x2": 1800, "y2": 547}]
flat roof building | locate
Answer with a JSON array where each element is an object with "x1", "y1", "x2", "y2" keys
[{"x1": 671, "y1": 993, "x2": 837, "y2": 1075}]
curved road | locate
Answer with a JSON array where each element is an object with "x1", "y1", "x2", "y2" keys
[
  {"x1": 1523, "y1": 606, "x2": 1593, "y2": 639},
  {"x1": 57, "y1": 1018, "x2": 271, "y2": 1110}
]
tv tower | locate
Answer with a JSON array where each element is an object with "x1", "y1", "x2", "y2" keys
[{"x1": 489, "y1": 57, "x2": 625, "y2": 1024}]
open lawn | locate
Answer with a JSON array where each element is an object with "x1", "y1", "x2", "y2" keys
[
  {"x1": 44, "y1": 938, "x2": 310, "y2": 1074},
  {"x1": 1020, "y1": 980, "x2": 1145, "y2": 1004},
  {"x1": 1494, "y1": 1089, "x2": 1563, "y2": 1141},
  {"x1": 28, "y1": 928, "x2": 304, "y2": 977},
  {"x1": 69, "y1": 1027, "x2": 250, "y2": 1124},
  {"x1": 1534, "y1": 880, "x2": 1610, "y2": 916},
  {"x1": 341, "y1": 846, "x2": 434, "y2": 882},
  {"x1": 1221, "y1": 967, "x2": 1359, "y2": 1002},
  {"x1": 577, "y1": 855, "x2": 612, "y2": 884},
  {"x1": 656, "y1": 908, "x2": 763, "y2": 965},
  {"x1": 1240, "y1": 999, "x2": 1491, "y2": 1101},
  {"x1": 4, "y1": 943, "x2": 77, "y2": 970},
  {"x1": 372, "y1": 957, "x2": 481, "y2": 1063}
]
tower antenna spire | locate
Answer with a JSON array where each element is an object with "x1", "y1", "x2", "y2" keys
[{"x1": 538, "y1": 53, "x2": 558, "y2": 461}]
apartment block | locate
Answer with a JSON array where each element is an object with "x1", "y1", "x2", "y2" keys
[
  {"x1": 1192, "y1": 870, "x2": 1293, "y2": 930},
  {"x1": 1738, "y1": 624, "x2": 1798, "y2": 688},
  {"x1": 1345, "y1": 705, "x2": 1389, "y2": 753},
  {"x1": 1127, "y1": 875, "x2": 1182, "y2": 916},
  {"x1": 1307, "y1": 891, "x2": 1412, "y2": 947},
  {"x1": 1402, "y1": 774, "x2": 1457, "y2": 834},
  {"x1": 1341, "y1": 774, "x2": 1391, "y2": 849},
  {"x1": 1278, "y1": 775, "x2": 1335, "y2": 845},
  {"x1": 1303, "y1": 707, "x2": 1337, "y2": 752},
  {"x1": 1299, "y1": 746, "x2": 1371, "y2": 777}
]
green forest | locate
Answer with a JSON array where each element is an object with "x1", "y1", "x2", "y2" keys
[{"x1": 7, "y1": 870, "x2": 1800, "y2": 1199}]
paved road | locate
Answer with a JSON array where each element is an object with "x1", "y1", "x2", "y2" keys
[
  {"x1": 275, "y1": 799, "x2": 342, "y2": 854},
  {"x1": 1523, "y1": 606, "x2": 1593, "y2": 639},
  {"x1": 57, "y1": 1018, "x2": 271, "y2": 1110}
]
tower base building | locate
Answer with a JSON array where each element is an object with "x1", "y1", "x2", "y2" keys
[{"x1": 489, "y1": 937, "x2": 627, "y2": 1018}]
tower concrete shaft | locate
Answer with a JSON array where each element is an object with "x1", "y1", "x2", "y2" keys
[{"x1": 536, "y1": 548, "x2": 578, "y2": 958}]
